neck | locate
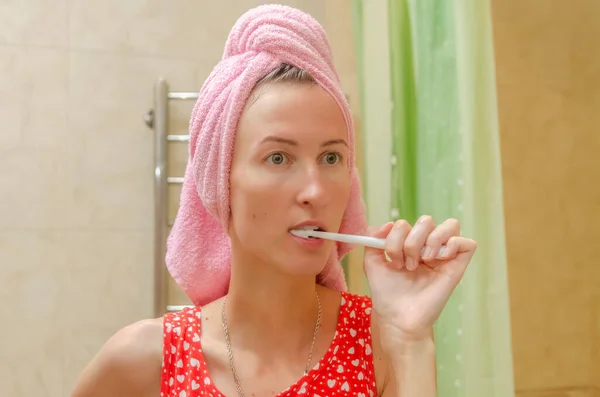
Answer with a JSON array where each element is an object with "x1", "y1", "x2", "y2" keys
[{"x1": 225, "y1": 249, "x2": 321, "y2": 352}]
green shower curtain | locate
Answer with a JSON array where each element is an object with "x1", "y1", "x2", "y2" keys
[{"x1": 352, "y1": 0, "x2": 516, "y2": 395}]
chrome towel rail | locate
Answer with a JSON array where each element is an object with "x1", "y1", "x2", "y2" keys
[
  {"x1": 144, "y1": 78, "x2": 198, "y2": 317},
  {"x1": 168, "y1": 92, "x2": 199, "y2": 100},
  {"x1": 167, "y1": 134, "x2": 190, "y2": 142}
]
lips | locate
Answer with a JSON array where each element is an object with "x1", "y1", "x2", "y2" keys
[{"x1": 289, "y1": 221, "x2": 328, "y2": 247}]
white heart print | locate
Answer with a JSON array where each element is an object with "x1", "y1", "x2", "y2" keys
[
  {"x1": 204, "y1": 377, "x2": 211, "y2": 385},
  {"x1": 192, "y1": 333, "x2": 200, "y2": 342},
  {"x1": 337, "y1": 365, "x2": 344, "y2": 373},
  {"x1": 298, "y1": 382, "x2": 308, "y2": 394},
  {"x1": 192, "y1": 380, "x2": 200, "y2": 390},
  {"x1": 171, "y1": 345, "x2": 176, "y2": 354},
  {"x1": 365, "y1": 344, "x2": 372, "y2": 355},
  {"x1": 350, "y1": 310, "x2": 356, "y2": 318},
  {"x1": 358, "y1": 372, "x2": 364, "y2": 380},
  {"x1": 350, "y1": 329, "x2": 357, "y2": 337},
  {"x1": 177, "y1": 375, "x2": 185, "y2": 383},
  {"x1": 190, "y1": 358, "x2": 200, "y2": 368},
  {"x1": 179, "y1": 391, "x2": 186, "y2": 397},
  {"x1": 183, "y1": 341, "x2": 190, "y2": 351},
  {"x1": 169, "y1": 377, "x2": 174, "y2": 386},
  {"x1": 348, "y1": 347, "x2": 355, "y2": 354},
  {"x1": 341, "y1": 381, "x2": 350, "y2": 392},
  {"x1": 358, "y1": 338, "x2": 365, "y2": 346},
  {"x1": 173, "y1": 327, "x2": 181, "y2": 336},
  {"x1": 352, "y1": 359, "x2": 360, "y2": 366},
  {"x1": 365, "y1": 307, "x2": 371, "y2": 315},
  {"x1": 358, "y1": 393, "x2": 366, "y2": 397},
  {"x1": 176, "y1": 359, "x2": 183, "y2": 368},
  {"x1": 327, "y1": 379, "x2": 336, "y2": 388}
]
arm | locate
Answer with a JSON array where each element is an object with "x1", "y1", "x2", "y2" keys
[
  {"x1": 372, "y1": 315, "x2": 437, "y2": 397},
  {"x1": 71, "y1": 318, "x2": 163, "y2": 397},
  {"x1": 364, "y1": 217, "x2": 476, "y2": 396},
  {"x1": 382, "y1": 338, "x2": 436, "y2": 397}
]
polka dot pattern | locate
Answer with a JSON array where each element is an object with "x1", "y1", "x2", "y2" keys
[{"x1": 160, "y1": 292, "x2": 377, "y2": 396}]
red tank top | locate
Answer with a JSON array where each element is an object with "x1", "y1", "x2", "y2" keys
[{"x1": 160, "y1": 292, "x2": 377, "y2": 396}]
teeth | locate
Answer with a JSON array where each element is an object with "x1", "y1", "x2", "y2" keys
[{"x1": 300, "y1": 226, "x2": 319, "y2": 231}]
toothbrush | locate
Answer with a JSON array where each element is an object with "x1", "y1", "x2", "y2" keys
[{"x1": 290, "y1": 229, "x2": 447, "y2": 259}]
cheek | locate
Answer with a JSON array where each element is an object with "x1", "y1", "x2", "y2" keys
[
  {"x1": 326, "y1": 172, "x2": 353, "y2": 219},
  {"x1": 327, "y1": 170, "x2": 352, "y2": 199},
  {"x1": 230, "y1": 173, "x2": 285, "y2": 233}
]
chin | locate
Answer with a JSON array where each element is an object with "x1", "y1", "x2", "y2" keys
[
  {"x1": 275, "y1": 249, "x2": 332, "y2": 276},
  {"x1": 282, "y1": 260, "x2": 328, "y2": 278}
]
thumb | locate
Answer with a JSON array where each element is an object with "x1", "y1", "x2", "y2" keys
[{"x1": 364, "y1": 222, "x2": 394, "y2": 264}]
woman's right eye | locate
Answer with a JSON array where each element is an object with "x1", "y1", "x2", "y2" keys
[{"x1": 266, "y1": 152, "x2": 289, "y2": 165}]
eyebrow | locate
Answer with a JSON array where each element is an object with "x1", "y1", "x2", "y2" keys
[{"x1": 260, "y1": 136, "x2": 348, "y2": 148}]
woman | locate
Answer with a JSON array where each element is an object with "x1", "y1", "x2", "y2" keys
[{"x1": 72, "y1": 5, "x2": 476, "y2": 397}]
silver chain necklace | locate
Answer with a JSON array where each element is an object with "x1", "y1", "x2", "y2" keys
[{"x1": 220, "y1": 292, "x2": 322, "y2": 397}]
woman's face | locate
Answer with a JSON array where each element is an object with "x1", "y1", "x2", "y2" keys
[{"x1": 229, "y1": 82, "x2": 351, "y2": 276}]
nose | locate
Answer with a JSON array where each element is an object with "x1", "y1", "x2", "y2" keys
[{"x1": 296, "y1": 166, "x2": 328, "y2": 208}]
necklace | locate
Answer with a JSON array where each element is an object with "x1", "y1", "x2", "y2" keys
[{"x1": 221, "y1": 292, "x2": 322, "y2": 397}]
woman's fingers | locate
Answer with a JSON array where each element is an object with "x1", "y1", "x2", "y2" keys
[
  {"x1": 379, "y1": 216, "x2": 474, "y2": 271},
  {"x1": 384, "y1": 220, "x2": 412, "y2": 269},
  {"x1": 403, "y1": 216, "x2": 437, "y2": 270},
  {"x1": 422, "y1": 218, "x2": 461, "y2": 263}
]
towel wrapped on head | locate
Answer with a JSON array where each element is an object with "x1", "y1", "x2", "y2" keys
[{"x1": 166, "y1": 4, "x2": 368, "y2": 306}]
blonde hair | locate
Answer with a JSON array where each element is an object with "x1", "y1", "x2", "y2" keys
[{"x1": 247, "y1": 63, "x2": 316, "y2": 106}]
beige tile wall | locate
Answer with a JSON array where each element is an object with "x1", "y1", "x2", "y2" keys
[
  {"x1": 492, "y1": 0, "x2": 600, "y2": 394},
  {"x1": 0, "y1": 1, "x2": 359, "y2": 396}
]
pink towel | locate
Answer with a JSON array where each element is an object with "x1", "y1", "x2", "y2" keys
[{"x1": 166, "y1": 4, "x2": 368, "y2": 306}]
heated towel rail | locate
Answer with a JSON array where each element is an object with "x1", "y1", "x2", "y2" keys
[{"x1": 145, "y1": 78, "x2": 198, "y2": 317}]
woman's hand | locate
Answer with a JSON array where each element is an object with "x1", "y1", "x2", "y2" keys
[{"x1": 364, "y1": 216, "x2": 477, "y2": 347}]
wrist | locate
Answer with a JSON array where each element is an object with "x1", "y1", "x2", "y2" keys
[
  {"x1": 384, "y1": 337, "x2": 436, "y2": 359},
  {"x1": 378, "y1": 323, "x2": 435, "y2": 356},
  {"x1": 395, "y1": 339, "x2": 436, "y2": 363}
]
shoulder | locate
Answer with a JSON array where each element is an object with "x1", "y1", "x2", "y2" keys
[
  {"x1": 341, "y1": 293, "x2": 389, "y2": 395},
  {"x1": 337, "y1": 293, "x2": 390, "y2": 395},
  {"x1": 71, "y1": 318, "x2": 164, "y2": 397}
]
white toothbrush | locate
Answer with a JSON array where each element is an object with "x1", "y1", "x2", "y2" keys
[{"x1": 290, "y1": 229, "x2": 447, "y2": 258}]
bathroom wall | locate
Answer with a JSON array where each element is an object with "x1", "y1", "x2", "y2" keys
[
  {"x1": 491, "y1": 0, "x2": 600, "y2": 396},
  {"x1": 0, "y1": 1, "x2": 360, "y2": 396}
]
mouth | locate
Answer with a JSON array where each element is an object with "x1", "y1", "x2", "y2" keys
[
  {"x1": 294, "y1": 226, "x2": 324, "y2": 238},
  {"x1": 289, "y1": 223, "x2": 327, "y2": 241}
]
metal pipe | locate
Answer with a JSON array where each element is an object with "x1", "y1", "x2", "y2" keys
[
  {"x1": 168, "y1": 92, "x2": 199, "y2": 100},
  {"x1": 153, "y1": 78, "x2": 169, "y2": 318},
  {"x1": 167, "y1": 134, "x2": 190, "y2": 142},
  {"x1": 167, "y1": 177, "x2": 184, "y2": 184}
]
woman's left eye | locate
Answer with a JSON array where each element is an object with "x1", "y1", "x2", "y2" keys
[{"x1": 320, "y1": 152, "x2": 342, "y2": 165}]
